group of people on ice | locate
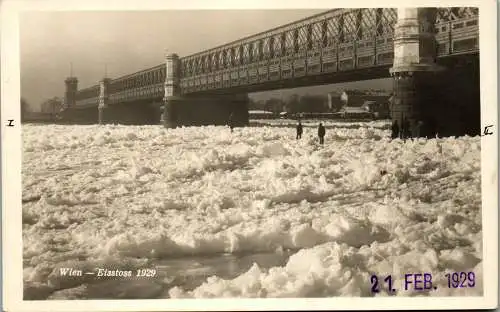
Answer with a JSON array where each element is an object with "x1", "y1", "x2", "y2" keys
[
  {"x1": 296, "y1": 120, "x2": 326, "y2": 144},
  {"x1": 391, "y1": 117, "x2": 438, "y2": 140},
  {"x1": 228, "y1": 112, "x2": 435, "y2": 144},
  {"x1": 228, "y1": 113, "x2": 327, "y2": 145},
  {"x1": 295, "y1": 117, "x2": 437, "y2": 144}
]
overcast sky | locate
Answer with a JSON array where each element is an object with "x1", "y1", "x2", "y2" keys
[{"x1": 20, "y1": 9, "x2": 391, "y2": 110}]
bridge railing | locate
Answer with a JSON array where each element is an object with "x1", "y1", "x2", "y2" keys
[
  {"x1": 179, "y1": 7, "x2": 478, "y2": 94},
  {"x1": 107, "y1": 64, "x2": 165, "y2": 104},
  {"x1": 435, "y1": 7, "x2": 479, "y2": 57},
  {"x1": 75, "y1": 85, "x2": 99, "y2": 107},
  {"x1": 179, "y1": 8, "x2": 399, "y2": 93},
  {"x1": 73, "y1": 64, "x2": 166, "y2": 106}
]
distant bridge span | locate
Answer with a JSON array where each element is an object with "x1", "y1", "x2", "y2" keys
[{"x1": 62, "y1": 7, "x2": 480, "y2": 137}]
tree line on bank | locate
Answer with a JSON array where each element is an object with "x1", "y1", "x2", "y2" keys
[
  {"x1": 21, "y1": 97, "x2": 63, "y2": 122},
  {"x1": 21, "y1": 97, "x2": 29, "y2": 121}
]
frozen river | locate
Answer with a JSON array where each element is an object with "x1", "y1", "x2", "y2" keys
[{"x1": 22, "y1": 121, "x2": 483, "y2": 299}]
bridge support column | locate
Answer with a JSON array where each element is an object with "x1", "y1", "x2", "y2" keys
[
  {"x1": 163, "y1": 96, "x2": 182, "y2": 128},
  {"x1": 390, "y1": 8, "x2": 443, "y2": 138},
  {"x1": 98, "y1": 78, "x2": 111, "y2": 125},
  {"x1": 162, "y1": 53, "x2": 181, "y2": 128},
  {"x1": 230, "y1": 94, "x2": 250, "y2": 127},
  {"x1": 98, "y1": 107, "x2": 105, "y2": 124}
]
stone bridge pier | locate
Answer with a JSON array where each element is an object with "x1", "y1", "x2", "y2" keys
[
  {"x1": 390, "y1": 8, "x2": 480, "y2": 138},
  {"x1": 161, "y1": 54, "x2": 249, "y2": 128},
  {"x1": 60, "y1": 77, "x2": 98, "y2": 124}
]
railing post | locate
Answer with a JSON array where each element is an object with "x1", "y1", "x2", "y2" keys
[
  {"x1": 162, "y1": 53, "x2": 181, "y2": 128},
  {"x1": 390, "y1": 8, "x2": 444, "y2": 138}
]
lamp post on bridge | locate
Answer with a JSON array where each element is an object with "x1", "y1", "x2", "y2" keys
[{"x1": 390, "y1": 8, "x2": 444, "y2": 138}]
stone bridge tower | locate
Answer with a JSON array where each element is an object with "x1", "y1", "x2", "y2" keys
[
  {"x1": 63, "y1": 77, "x2": 78, "y2": 109},
  {"x1": 390, "y1": 8, "x2": 444, "y2": 138}
]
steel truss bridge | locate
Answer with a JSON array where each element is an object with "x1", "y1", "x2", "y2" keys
[{"x1": 72, "y1": 7, "x2": 478, "y2": 108}]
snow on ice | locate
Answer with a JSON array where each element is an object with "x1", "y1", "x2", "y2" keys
[{"x1": 22, "y1": 121, "x2": 482, "y2": 299}]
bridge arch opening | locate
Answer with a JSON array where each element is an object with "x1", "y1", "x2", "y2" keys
[{"x1": 258, "y1": 40, "x2": 264, "y2": 61}]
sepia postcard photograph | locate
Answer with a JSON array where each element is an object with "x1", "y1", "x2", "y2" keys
[{"x1": 1, "y1": 0, "x2": 498, "y2": 311}]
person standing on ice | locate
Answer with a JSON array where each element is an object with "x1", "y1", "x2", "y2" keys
[
  {"x1": 228, "y1": 112, "x2": 234, "y2": 133},
  {"x1": 296, "y1": 120, "x2": 303, "y2": 140},
  {"x1": 317, "y1": 122, "x2": 325, "y2": 145},
  {"x1": 391, "y1": 120, "x2": 400, "y2": 139}
]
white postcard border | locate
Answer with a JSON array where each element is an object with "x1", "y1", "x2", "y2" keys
[{"x1": 2, "y1": 0, "x2": 497, "y2": 311}]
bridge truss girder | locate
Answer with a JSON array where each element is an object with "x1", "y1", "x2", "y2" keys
[{"x1": 71, "y1": 7, "x2": 478, "y2": 106}]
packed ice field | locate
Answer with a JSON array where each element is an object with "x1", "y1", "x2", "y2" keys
[{"x1": 22, "y1": 119, "x2": 483, "y2": 299}]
